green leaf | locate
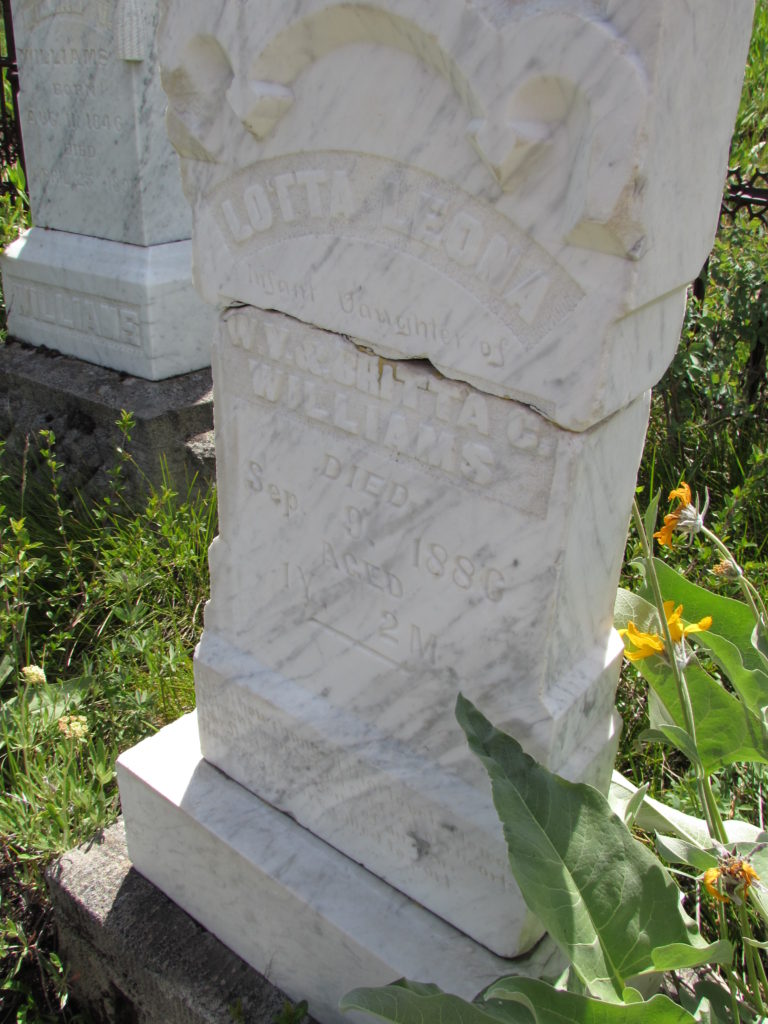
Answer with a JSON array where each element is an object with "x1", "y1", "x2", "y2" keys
[
  {"x1": 609, "y1": 773, "x2": 713, "y2": 847},
  {"x1": 646, "y1": 659, "x2": 768, "y2": 772},
  {"x1": 455, "y1": 695, "x2": 718, "y2": 1002},
  {"x1": 622, "y1": 784, "x2": 649, "y2": 830},
  {"x1": 341, "y1": 980, "x2": 531, "y2": 1024},
  {"x1": 0, "y1": 654, "x2": 14, "y2": 686},
  {"x1": 483, "y1": 978, "x2": 697, "y2": 1024},
  {"x1": 640, "y1": 726, "x2": 702, "y2": 769},
  {"x1": 614, "y1": 589, "x2": 660, "y2": 639},
  {"x1": 676, "y1": 977, "x2": 736, "y2": 1024},
  {"x1": 651, "y1": 940, "x2": 732, "y2": 972},
  {"x1": 743, "y1": 937, "x2": 768, "y2": 950},
  {"x1": 643, "y1": 491, "x2": 662, "y2": 550}
]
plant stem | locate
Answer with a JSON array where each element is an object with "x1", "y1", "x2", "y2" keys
[
  {"x1": 740, "y1": 900, "x2": 765, "y2": 1014},
  {"x1": 754, "y1": 940, "x2": 768, "y2": 1001},
  {"x1": 632, "y1": 502, "x2": 728, "y2": 843},
  {"x1": 722, "y1": 904, "x2": 743, "y2": 1024}
]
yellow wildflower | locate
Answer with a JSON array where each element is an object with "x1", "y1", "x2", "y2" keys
[
  {"x1": 653, "y1": 481, "x2": 707, "y2": 546},
  {"x1": 703, "y1": 867, "x2": 729, "y2": 903},
  {"x1": 21, "y1": 665, "x2": 47, "y2": 686},
  {"x1": 663, "y1": 601, "x2": 713, "y2": 643},
  {"x1": 58, "y1": 715, "x2": 89, "y2": 741},
  {"x1": 619, "y1": 601, "x2": 712, "y2": 662},
  {"x1": 618, "y1": 621, "x2": 665, "y2": 662}
]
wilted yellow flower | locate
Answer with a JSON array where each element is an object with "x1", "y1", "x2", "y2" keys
[
  {"x1": 703, "y1": 854, "x2": 760, "y2": 905},
  {"x1": 713, "y1": 558, "x2": 742, "y2": 581},
  {"x1": 619, "y1": 601, "x2": 712, "y2": 662},
  {"x1": 21, "y1": 665, "x2": 47, "y2": 686},
  {"x1": 58, "y1": 715, "x2": 88, "y2": 741},
  {"x1": 703, "y1": 867, "x2": 729, "y2": 903},
  {"x1": 654, "y1": 482, "x2": 707, "y2": 546}
]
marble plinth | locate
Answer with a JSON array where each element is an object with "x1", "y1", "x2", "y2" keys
[
  {"x1": 1, "y1": 228, "x2": 214, "y2": 379},
  {"x1": 117, "y1": 712, "x2": 566, "y2": 1024}
]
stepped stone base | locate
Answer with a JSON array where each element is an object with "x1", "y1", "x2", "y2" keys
[{"x1": 116, "y1": 713, "x2": 565, "y2": 1024}]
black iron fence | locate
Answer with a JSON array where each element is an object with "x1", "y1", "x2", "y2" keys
[
  {"x1": 722, "y1": 167, "x2": 768, "y2": 229},
  {"x1": 0, "y1": 0, "x2": 26, "y2": 199}
]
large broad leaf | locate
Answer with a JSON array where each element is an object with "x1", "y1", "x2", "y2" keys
[
  {"x1": 614, "y1": 590, "x2": 768, "y2": 772},
  {"x1": 647, "y1": 561, "x2": 768, "y2": 715},
  {"x1": 455, "y1": 696, "x2": 725, "y2": 1003},
  {"x1": 341, "y1": 980, "x2": 532, "y2": 1024},
  {"x1": 647, "y1": 659, "x2": 768, "y2": 772},
  {"x1": 483, "y1": 977, "x2": 697, "y2": 1024}
]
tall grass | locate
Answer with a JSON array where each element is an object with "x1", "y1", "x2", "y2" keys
[
  {"x1": 731, "y1": 0, "x2": 768, "y2": 171},
  {"x1": 0, "y1": 427, "x2": 216, "y2": 1020}
]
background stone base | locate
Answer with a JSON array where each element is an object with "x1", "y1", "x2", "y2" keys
[{"x1": 0, "y1": 338, "x2": 214, "y2": 506}]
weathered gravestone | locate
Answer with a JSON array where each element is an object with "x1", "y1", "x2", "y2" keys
[
  {"x1": 0, "y1": 0, "x2": 213, "y2": 379},
  {"x1": 117, "y1": 1, "x2": 754, "y2": 1020}
]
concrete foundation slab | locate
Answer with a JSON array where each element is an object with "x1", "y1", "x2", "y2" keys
[
  {"x1": 46, "y1": 820, "x2": 293, "y2": 1024},
  {"x1": 0, "y1": 339, "x2": 214, "y2": 504}
]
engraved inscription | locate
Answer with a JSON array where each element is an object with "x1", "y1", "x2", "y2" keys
[
  {"x1": 377, "y1": 612, "x2": 438, "y2": 666},
  {"x1": 248, "y1": 461, "x2": 299, "y2": 518},
  {"x1": 219, "y1": 312, "x2": 557, "y2": 677},
  {"x1": 8, "y1": 281, "x2": 141, "y2": 346},
  {"x1": 225, "y1": 309, "x2": 557, "y2": 511},
  {"x1": 16, "y1": 6, "x2": 140, "y2": 207},
  {"x1": 209, "y1": 151, "x2": 585, "y2": 351},
  {"x1": 411, "y1": 536, "x2": 506, "y2": 602},
  {"x1": 322, "y1": 541, "x2": 404, "y2": 599},
  {"x1": 17, "y1": 46, "x2": 110, "y2": 65}
]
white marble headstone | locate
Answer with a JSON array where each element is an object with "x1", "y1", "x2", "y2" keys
[
  {"x1": 117, "y1": 0, "x2": 754, "y2": 1010},
  {"x1": 159, "y1": 0, "x2": 752, "y2": 430},
  {"x1": 193, "y1": 305, "x2": 648, "y2": 954},
  {"x1": 0, "y1": 0, "x2": 213, "y2": 379},
  {"x1": 14, "y1": 0, "x2": 186, "y2": 244}
]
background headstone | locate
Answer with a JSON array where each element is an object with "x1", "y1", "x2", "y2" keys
[
  {"x1": 0, "y1": 0, "x2": 213, "y2": 379},
  {"x1": 117, "y1": 1, "x2": 755, "y2": 1020}
]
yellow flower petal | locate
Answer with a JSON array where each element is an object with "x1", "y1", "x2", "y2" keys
[
  {"x1": 669, "y1": 482, "x2": 692, "y2": 506},
  {"x1": 684, "y1": 616, "x2": 713, "y2": 636},
  {"x1": 620, "y1": 621, "x2": 665, "y2": 661},
  {"x1": 664, "y1": 602, "x2": 686, "y2": 643},
  {"x1": 703, "y1": 867, "x2": 728, "y2": 903},
  {"x1": 653, "y1": 513, "x2": 680, "y2": 547}
]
